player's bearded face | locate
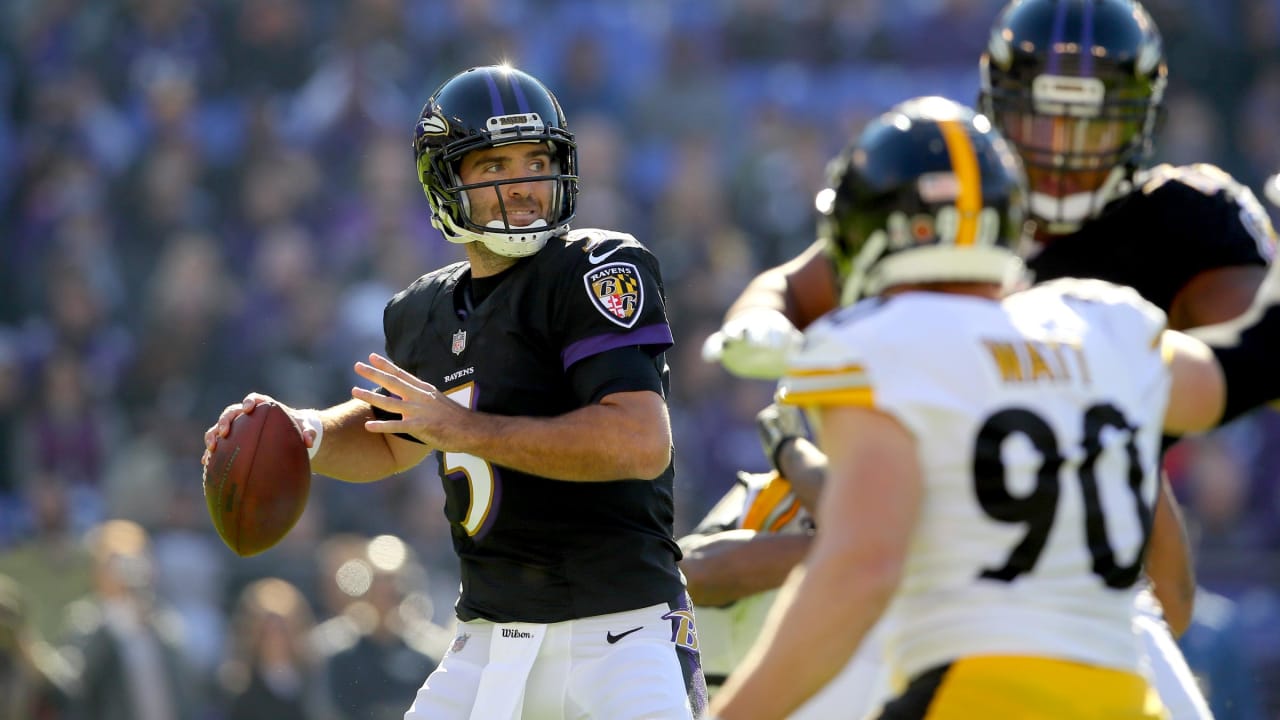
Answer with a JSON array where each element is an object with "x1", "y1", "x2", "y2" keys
[{"x1": 459, "y1": 142, "x2": 556, "y2": 230}]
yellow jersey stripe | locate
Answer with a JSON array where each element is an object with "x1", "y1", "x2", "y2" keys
[
  {"x1": 778, "y1": 386, "x2": 876, "y2": 407},
  {"x1": 937, "y1": 119, "x2": 982, "y2": 246},
  {"x1": 1156, "y1": 330, "x2": 1174, "y2": 365},
  {"x1": 784, "y1": 364, "x2": 867, "y2": 378}
]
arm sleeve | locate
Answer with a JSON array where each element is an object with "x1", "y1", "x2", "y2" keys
[
  {"x1": 1190, "y1": 274, "x2": 1280, "y2": 425},
  {"x1": 566, "y1": 345, "x2": 664, "y2": 405}
]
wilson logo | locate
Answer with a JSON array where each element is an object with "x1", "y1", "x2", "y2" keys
[{"x1": 501, "y1": 628, "x2": 532, "y2": 639}]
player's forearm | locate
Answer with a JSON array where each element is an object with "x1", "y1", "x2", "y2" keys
[
  {"x1": 311, "y1": 399, "x2": 429, "y2": 483},
  {"x1": 724, "y1": 267, "x2": 791, "y2": 322},
  {"x1": 711, "y1": 551, "x2": 896, "y2": 719},
  {"x1": 775, "y1": 437, "x2": 827, "y2": 513},
  {"x1": 726, "y1": 240, "x2": 837, "y2": 327},
  {"x1": 680, "y1": 531, "x2": 813, "y2": 607},
  {"x1": 448, "y1": 391, "x2": 672, "y2": 481},
  {"x1": 1145, "y1": 479, "x2": 1196, "y2": 637}
]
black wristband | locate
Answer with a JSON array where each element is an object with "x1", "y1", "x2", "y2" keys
[{"x1": 770, "y1": 436, "x2": 799, "y2": 477}]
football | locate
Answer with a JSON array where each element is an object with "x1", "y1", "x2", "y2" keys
[{"x1": 203, "y1": 401, "x2": 311, "y2": 557}]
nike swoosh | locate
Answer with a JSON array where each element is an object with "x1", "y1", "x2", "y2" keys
[
  {"x1": 605, "y1": 626, "x2": 644, "y2": 644},
  {"x1": 588, "y1": 245, "x2": 624, "y2": 264}
]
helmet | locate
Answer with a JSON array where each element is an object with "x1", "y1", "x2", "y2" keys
[
  {"x1": 413, "y1": 66, "x2": 579, "y2": 257},
  {"x1": 817, "y1": 96, "x2": 1028, "y2": 304},
  {"x1": 980, "y1": 0, "x2": 1166, "y2": 235}
]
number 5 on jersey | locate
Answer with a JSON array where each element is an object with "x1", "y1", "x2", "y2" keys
[{"x1": 443, "y1": 383, "x2": 496, "y2": 536}]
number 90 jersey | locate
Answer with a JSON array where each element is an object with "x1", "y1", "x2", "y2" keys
[{"x1": 778, "y1": 279, "x2": 1173, "y2": 681}]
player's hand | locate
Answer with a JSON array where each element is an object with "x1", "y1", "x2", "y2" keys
[
  {"x1": 756, "y1": 402, "x2": 806, "y2": 474},
  {"x1": 202, "y1": 393, "x2": 318, "y2": 466},
  {"x1": 701, "y1": 307, "x2": 803, "y2": 380},
  {"x1": 351, "y1": 353, "x2": 456, "y2": 450}
]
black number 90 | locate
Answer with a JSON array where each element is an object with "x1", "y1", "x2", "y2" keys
[{"x1": 973, "y1": 404, "x2": 1153, "y2": 589}]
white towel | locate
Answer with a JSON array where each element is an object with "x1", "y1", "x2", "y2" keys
[{"x1": 468, "y1": 622, "x2": 546, "y2": 720}]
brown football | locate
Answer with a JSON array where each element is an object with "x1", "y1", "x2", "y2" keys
[{"x1": 203, "y1": 401, "x2": 311, "y2": 557}]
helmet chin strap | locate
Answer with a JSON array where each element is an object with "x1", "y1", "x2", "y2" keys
[{"x1": 456, "y1": 218, "x2": 556, "y2": 258}]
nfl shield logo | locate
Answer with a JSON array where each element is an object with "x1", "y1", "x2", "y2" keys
[
  {"x1": 450, "y1": 632, "x2": 470, "y2": 654},
  {"x1": 451, "y1": 329, "x2": 467, "y2": 355}
]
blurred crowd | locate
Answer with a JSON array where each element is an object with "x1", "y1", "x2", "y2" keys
[{"x1": 1, "y1": 0, "x2": 1279, "y2": 718}]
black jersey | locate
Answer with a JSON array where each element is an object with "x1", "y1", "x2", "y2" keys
[
  {"x1": 1027, "y1": 163, "x2": 1274, "y2": 313},
  {"x1": 382, "y1": 228, "x2": 685, "y2": 623}
]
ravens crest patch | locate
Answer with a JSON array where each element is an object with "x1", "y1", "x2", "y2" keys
[{"x1": 584, "y1": 262, "x2": 644, "y2": 328}]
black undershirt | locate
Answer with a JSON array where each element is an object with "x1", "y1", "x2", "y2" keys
[{"x1": 469, "y1": 268, "x2": 511, "y2": 306}]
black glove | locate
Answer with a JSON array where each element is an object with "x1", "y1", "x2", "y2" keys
[{"x1": 756, "y1": 402, "x2": 807, "y2": 474}]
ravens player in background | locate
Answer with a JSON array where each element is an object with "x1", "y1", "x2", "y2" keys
[
  {"x1": 703, "y1": 1, "x2": 1273, "y2": 716},
  {"x1": 205, "y1": 65, "x2": 705, "y2": 720},
  {"x1": 708, "y1": 93, "x2": 1280, "y2": 720}
]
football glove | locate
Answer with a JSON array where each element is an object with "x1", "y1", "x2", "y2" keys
[
  {"x1": 756, "y1": 402, "x2": 806, "y2": 474},
  {"x1": 700, "y1": 307, "x2": 803, "y2": 380}
]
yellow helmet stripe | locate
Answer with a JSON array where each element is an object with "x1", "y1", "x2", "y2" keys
[{"x1": 937, "y1": 119, "x2": 982, "y2": 246}]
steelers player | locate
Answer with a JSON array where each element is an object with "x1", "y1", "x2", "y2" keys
[{"x1": 709, "y1": 94, "x2": 1280, "y2": 720}]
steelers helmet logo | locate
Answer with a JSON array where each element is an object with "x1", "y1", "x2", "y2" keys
[{"x1": 583, "y1": 262, "x2": 644, "y2": 328}]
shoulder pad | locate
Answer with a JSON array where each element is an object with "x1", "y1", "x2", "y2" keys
[
  {"x1": 389, "y1": 262, "x2": 465, "y2": 304},
  {"x1": 1139, "y1": 163, "x2": 1245, "y2": 199},
  {"x1": 1029, "y1": 277, "x2": 1148, "y2": 306},
  {"x1": 822, "y1": 296, "x2": 888, "y2": 329},
  {"x1": 1024, "y1": 278, "x2": 1166, "y2": 348},
  {"x1": 1137, "y1": 164, "x2": 1277, "y2": 259},
  {"x1": 564, "y1": 228, "x2": 640, "y2": 252}
]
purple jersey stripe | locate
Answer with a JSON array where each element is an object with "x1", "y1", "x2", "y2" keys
[
  {"x1": 483, "y1": 70, "x2": 505, "y2": 117},
  {"x1": 1047, "y1": 0, "x2": 1071, "y2": 74},
  {"x1": 1079, "y1": 0, "x2": 1095, "y2": 76},
  {"x1": 561, "y1": 323, "x2": 674, "y2": 370}
]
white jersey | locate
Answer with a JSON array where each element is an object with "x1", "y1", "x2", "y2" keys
[{"x1": 779, "y1": 279, "x2": 1173, "y2": 682}]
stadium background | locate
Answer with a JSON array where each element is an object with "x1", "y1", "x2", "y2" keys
[{"x1": 1, "y1": 0, "x2": 1279, "y2": 717}]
